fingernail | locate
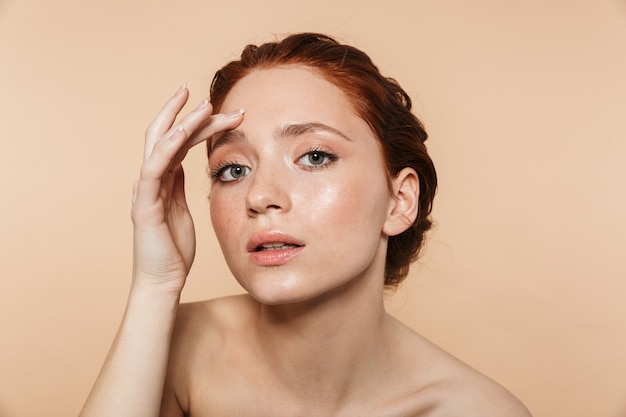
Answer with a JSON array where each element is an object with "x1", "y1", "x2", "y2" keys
[
  {"x1": 175, "y1": 82, "x2": 187, "y2": 96},
  {"x1": 225, "y1": 108, "x2": 245, "y2": 118},
  {"x1": 194, "y1": 98, "x2": 209, "y2": 111}
]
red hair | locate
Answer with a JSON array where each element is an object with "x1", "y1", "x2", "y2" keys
[{"x1": 210, "y1": 33, "x2": 437, "y2": 286}]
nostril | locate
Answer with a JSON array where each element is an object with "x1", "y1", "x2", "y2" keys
[{"x1": 245, "y1": 176, "x2": 291, "y2": 214}]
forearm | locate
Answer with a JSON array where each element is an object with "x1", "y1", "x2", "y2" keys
[{"x1": 80, "y1": 283, "x2": 181, "y2": 417}]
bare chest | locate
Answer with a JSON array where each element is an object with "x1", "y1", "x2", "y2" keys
[{"x1": 184, "y1": 370, "x2": 441, "y2": 417}]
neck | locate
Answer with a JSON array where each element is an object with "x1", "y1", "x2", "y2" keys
[{"x1": 254, "y1": 267, "x2": 393, "y2": 409}]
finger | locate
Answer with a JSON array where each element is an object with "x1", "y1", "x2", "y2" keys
[
  {"x1": 145, "y1": 97, "x2": 213, "y2": 166},
  {"x1": 135, "y1": 107, "x2": 244, "y2": 211},
  {"x1": 185, "y1": 108, "x2": 246, "y2": 150},
  {"x1": 164, "y1": 98, "x2": 214, "y2": 140},
  {"x1": 170, "y1": 109, "x2": 246, "y2": 167},
  {"x1": 132, "y1": 180, "x2": 139, "y2": 204},
  {"x1": 145, "y1": 125, "x2": 188, "y2": 179},
  {"x1": 144, "y1": 84, "x2": 189, "y2": 161},
  {"x1": 134, "y1": 126, "x2": 188, "y2": 212},
  {"x1": 171, "y1": 165, "x2": 188, "y2": 210}
]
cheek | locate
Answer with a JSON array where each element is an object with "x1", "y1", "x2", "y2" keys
[
  {"x1": 210, "y1": 194, "x2": 240, "y2": 245},
  {"x1": 303, "y1": 182, "x2": 342, "y2": 215},
  {"x1": 301, "y1": 173, "x2": 389, "y2": 232}
]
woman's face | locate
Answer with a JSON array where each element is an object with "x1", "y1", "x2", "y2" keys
[{"x1": 209, "y1": 66, "x2": 395, "y2": 305}]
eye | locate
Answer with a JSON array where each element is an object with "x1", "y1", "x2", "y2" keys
[
  {"x1": 212, "y1": 164, "x2": 251, "y2": 182},
  {"x1": 298, "y1": 149, "x2": 338, "y2": 168}
]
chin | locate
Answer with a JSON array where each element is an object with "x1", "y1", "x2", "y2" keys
[
  {"x1": 245, "y1": 282, "x2": 317, "y2": 306},
  {"x1": 234, "y1": 271, "x2": 333, "y2": 307}
]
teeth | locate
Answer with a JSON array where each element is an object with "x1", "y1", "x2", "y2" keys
[{"x1": 257, "y1": 242, "x2": 298, "y2": 251}]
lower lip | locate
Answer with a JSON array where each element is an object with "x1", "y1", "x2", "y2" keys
[{"x1": 248, "y1": 246, "x2": 305, "y2": 266}]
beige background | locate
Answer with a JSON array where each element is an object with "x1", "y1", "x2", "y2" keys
[{"x1": 1, "y1": 0, "x2": 625, "y2": 416}]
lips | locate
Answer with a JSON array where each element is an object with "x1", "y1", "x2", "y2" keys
[
  {"x1": 247, "y1": 231, "x2": 305, "y2": 266},
  {"x1": 254, "y1": 242, "x2": 301, "y2": 251},
  {"x1": 247, "y1": 231, "x2": 304, "y2": 252}
]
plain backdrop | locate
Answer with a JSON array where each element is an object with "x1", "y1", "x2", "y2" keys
[{"x1": 1, "y1": 1, "x2": 625, "y2": 416}]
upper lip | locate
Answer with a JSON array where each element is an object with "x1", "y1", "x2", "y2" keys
[{"x1": 246, "y1": 230, "x2": 305, "y2": 252}]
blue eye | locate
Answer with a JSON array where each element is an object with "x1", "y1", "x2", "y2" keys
[
  {"x1": 298, "y1": 150, "x2": 338, "y2": 168},
  {"x1": 213, "y1": 164, "x2": 251, "y2": 182}
]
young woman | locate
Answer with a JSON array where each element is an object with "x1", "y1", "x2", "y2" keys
[{"x1": 80, "y1": 33, "x2": 532, "y2": 416}]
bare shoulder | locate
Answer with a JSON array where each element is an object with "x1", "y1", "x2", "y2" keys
[
  {"x1": 175, "y1": 294, "x2": 257, "y2": 332},
  {"x1": 388, "y1": 318, "x2": 532, "y2": 417},
  {"x1": 169, "y1": 294, "x2": 258, "y2": 360},
  {"x1": 161, "y1": 294, "x2": 258, "y2": 413},
  {"x1": 437, "y1": 369, "x2": 533, "y2": 417}
]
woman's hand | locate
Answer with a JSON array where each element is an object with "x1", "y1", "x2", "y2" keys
[
  {"x1": 80, "y1": 85, "x2": 243, "y2": 417},
  {"x1": 130, "y1": 84, "x2": 243, "y2": 293}
]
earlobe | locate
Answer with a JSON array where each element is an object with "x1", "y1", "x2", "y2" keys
[{"x1": 383, "y1": 168, "x2": 420, "y2": 237}]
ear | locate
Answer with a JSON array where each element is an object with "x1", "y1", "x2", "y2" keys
[{"x1": 383, "y1": 167, "x2": 420, "y2": 237}]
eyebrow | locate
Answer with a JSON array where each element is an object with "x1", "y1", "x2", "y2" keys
[
  {"x1": 274, "y1": 122, "x2": 353, "y2": 142},
  {"x1": 210, "y1": 129, "x2": 247, "y2": 156},
  {"x1": 209, "y1": 122, "x2": 352, "y2": 155}
]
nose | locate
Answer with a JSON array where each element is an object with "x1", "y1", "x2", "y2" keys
[{"x1": 245, "y1": 165, "x2": 291, "y2": 217}]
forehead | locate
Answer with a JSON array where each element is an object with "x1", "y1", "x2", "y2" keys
[
  {"x1": 218, "y1": 66, "x2": 355, "y2": 120},
  {"x1": 215, "y1": 66, "x2": 380, "y2": 152}
]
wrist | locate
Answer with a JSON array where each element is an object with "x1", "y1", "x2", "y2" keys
[
  {"x1": 128, "y1": 277, "x2": 183, "y2": 307},
  {"x1": 121, "y1": 281, "x2": 182, "y2": 334},
  {"x1": 130, "y1": 270, "x2": 186, "y2": 296}
]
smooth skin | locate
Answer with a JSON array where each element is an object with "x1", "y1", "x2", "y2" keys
[
  {"x1": 80, "y1": 69, "x2": 532, "y2": 417},
  {"x1": 79, "y1": 85, "x2": 244, "y2": 417}
]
